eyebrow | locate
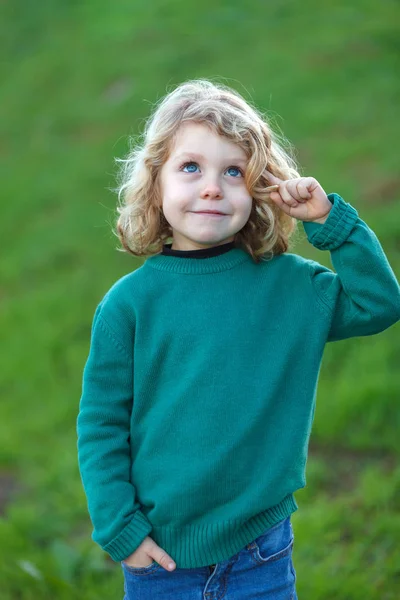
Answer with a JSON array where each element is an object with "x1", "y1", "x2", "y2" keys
[{"x1": 173, "y1": 152, "x2": 248, "y2": 166}]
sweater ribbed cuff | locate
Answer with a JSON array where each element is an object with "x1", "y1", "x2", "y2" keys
[
  {"x1": 103, "y1": 509, "x2": 153, "y2": 562},
  {"x1": 302, "y1": 192, "x2": 359, "y2": 251}
]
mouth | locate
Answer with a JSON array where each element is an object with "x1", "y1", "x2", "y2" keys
[{"x1": 193, "y1": 211, "x2": 227, "y2": 216}]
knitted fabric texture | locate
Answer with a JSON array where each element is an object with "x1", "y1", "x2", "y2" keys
[{"x1": 77, "y1": 193, "x2": 400, "y2": 567}]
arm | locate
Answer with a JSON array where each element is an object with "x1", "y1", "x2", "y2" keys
[
  {"x1": 303, "y1": 193, "x2": 400, "y2": 342},
  {"x1": 76, "y1": 303, "x2": 152, "y2": 561}
]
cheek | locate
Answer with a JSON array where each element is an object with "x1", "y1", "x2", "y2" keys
[
  {"x1": 237, "y1": 197, "x2": 253, "y2": 224},
  {"x1": 164, "y1": 178, "x2": 194, "y2": 205},
  {"x1": 234, "y1": 191, "x2": 253, "y2": 212}
]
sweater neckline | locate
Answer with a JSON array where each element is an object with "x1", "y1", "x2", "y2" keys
[{"x1": 144, "y1": 245, "x2": 251, "y2": 274}]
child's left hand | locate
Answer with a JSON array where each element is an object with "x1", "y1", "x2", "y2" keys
[{"x1": 265, "y1": 171, "x2": 333, "y2": 224}]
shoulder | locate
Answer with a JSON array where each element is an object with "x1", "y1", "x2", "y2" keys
[
  {"x1": 94, "y1": 267, "x2": 145, "y2": 329},
  {"x1": 103, "y1": 268, "x2": 141, "y2": 300},
  {"x1": 258, "y1": 251, "x2": 316, "y2": 275}
]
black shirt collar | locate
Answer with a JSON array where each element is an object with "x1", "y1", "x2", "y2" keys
[{"x1": 161, "y1": 240, "x2": 236, "y2": 259}]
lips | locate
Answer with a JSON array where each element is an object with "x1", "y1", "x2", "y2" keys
[{"x1": 194, "y1": 211, "x2": 226, "y2": 215}]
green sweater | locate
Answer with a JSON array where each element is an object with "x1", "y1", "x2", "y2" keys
[{"x1": 76, "y1": 193, "x2": 400, "y2": 568}]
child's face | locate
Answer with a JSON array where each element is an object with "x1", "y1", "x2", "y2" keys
[{"x1": 159, "y1": 122, "x2": 253, "y2": 251}]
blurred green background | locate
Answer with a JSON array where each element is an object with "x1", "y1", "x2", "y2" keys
[{"x1": 1, "y1": 1, "x2": 399, "y2": 598}]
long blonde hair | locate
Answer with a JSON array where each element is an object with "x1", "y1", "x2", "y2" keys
[{"x1": 112, "y1": 79, "x2": 303, "y2": 263}]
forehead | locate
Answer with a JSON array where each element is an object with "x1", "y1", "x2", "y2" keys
[{"x1": 169, "y1": 122, "x2": 248, "y2": 163}]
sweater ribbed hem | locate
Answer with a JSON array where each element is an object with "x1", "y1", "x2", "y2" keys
[
  {"x1": 144, "y1": 247, "x2": 251, "y2": 274},
  {"x1": 302, "y1": 192, "x2": 359, "y2": 251},
  {"x1": 148, "y1": 493, "x2": 298, "y2": 569},
  {"x1": 103, "y1": 509, "x2": 153, "y2": 562}
]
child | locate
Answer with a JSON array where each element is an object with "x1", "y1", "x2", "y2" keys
[{"x1": 76, "y1": 79, "x2": 400, "y2": 599}]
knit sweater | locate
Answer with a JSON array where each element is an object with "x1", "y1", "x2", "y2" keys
[{"x1": 76, "y1": 192, "x2": 400, "y2": 568}]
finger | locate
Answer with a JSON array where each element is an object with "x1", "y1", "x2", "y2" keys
[
  {"x1": 301, "y1": 176, "x2": 318, "y2": 191},
  {"x1": 297, "y1": 181, "x2": 311, "y2": 200},
  {"x1": 286, "y1": 180, "x2": 303, "y2": 202},
  {"x1": 279, "y1": 184, "x2": 299, "y2": 206},
  {"x1": 265, "y1": 170, "x2": 283, "y2": 184},
  {"x1": 123, "y1": 555, "x2": 155, "y2": 568},
  {"x1": 268, "y1": 191, "x2": 287, "y2": 211},
  {"x1": 268, "y1": 191, "x2": 297, "y2": 215},
  {"x1": 265, "y1": 184, "x2": 280, "y2": 192},
  {"x1": 150, "y1": 546, "x2": 176, "y2": 571}
]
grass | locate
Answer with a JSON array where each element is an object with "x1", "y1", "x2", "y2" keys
[{"x1": 1, "y1": 0, "x2": 399, "y2": 597}]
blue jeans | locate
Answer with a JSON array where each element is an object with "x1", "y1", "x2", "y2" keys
[{"x1": 121, "y1": 515, "x2": 297, "y2": 599}]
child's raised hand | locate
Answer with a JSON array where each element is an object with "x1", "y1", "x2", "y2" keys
[
  {"x1": 265, "y1": 171, "x2": 333, "y2": 223},
  {"x1": 122, "y1": 535, "x2": 176, "y2": 571}
]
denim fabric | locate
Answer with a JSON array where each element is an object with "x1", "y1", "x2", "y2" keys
[{"x1": 121, "y1": 515, "x2": 297, "y2": 599}]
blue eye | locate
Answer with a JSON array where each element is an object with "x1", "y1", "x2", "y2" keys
[
  {"x1": 226, "y1": 166, "x2": 242, "y2": 177},
  {"x1": 182, "y1": 162, "x2": 199, "y2": 173},
  {"x1": 181, "y1": 162, "x2": 243, "y2": 177}
]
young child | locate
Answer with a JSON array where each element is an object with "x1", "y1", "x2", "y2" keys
[{"x1": 76, "y1": 79, "x2": 400, "y2": 599}]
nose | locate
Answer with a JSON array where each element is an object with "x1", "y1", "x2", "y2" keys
[{"x1": 200, "y1": 182, "x2": 223, "y2": 199}]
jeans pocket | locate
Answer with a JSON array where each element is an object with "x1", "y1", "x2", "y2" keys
[
  {"x1": 121, "y1": 560, "x2": 160, "y2": 574},
  {"x1": 249, "y1": 516, "x2": 294, "y2": 565}
]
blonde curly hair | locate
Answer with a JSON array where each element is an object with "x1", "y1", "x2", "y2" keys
[{"x1": 112, "y1": 78, "x2": 303, "y2": 263}]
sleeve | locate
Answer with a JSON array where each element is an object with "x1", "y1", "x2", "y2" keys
[
  {"x1": 76, "y1": 302, "x2": 152, "y2": 562},
  {"x1": 302, "y1": 192, "x2": 400, "y2": 343}
]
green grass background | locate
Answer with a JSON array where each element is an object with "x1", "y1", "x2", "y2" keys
[{"x1": 1, "y1": 1, "x2": 399, "y2": 598}]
